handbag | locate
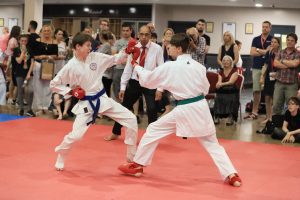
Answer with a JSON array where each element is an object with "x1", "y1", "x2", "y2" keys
[{"x1": 40, "y1": 60, "x2": 55, "y2": 80}]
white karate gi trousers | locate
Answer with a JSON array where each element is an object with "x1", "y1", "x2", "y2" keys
[
  {"x1": 133, "y1": 111, "x2": 238, "y2": 180},
  {"x1": 55, "y1": 100, "x2": 138, "y2": 159}
]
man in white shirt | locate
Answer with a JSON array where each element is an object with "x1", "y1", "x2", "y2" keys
[
  {"x1": 105, "y1": 25, "x2": 164, "y2": 141},
  {"x1": 118, "y1": 33, "x2": 242, "y2": 187},
  {"x1": 50, "y1": 33, "x2": 138, "y2": 170}
]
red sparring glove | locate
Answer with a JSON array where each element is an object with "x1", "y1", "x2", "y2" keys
[
  {"x1": 71, "y1": 86, "x2": 85, "y2": 100},
  {"x1": 125, "y1": 38, "x2": 138, "y2": 54},
  {"x1": 131, "y1": 47, "x2": 140, "y2": 66}
]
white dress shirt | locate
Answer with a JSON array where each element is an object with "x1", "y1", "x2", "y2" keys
[{"x1": 120, "y1": 41, "x2": 164, "y2": 91}]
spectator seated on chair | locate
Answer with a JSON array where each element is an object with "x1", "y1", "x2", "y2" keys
[
  {"x1": 52, "y1": 92, "x2": 72, "y2": 120},
  {"x1": 213, "y1": 55, "x2": 239, "y2": 126},
  {"x1": 271, "y1": 97, "x2": 300, "y2": 143}
]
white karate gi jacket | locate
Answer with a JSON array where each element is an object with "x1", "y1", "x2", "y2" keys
[
  {"x1": 50, "y1": 52, "x2": 126, "y2": 115},
  {"x1": 135, "y1": 54, "x2": 216, "y2": 137}
]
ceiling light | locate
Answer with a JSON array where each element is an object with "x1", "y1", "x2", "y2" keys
[
  {"x1": 129, "y1": 7, "x2": 136, "y2": 14},
  {"x1": 69, "y1": 9, "x2": 75, "y2": 15},
  {"x1": 109, "y1": 9, "x2": 115, "y2": 14},
  {"x1": 255, "y1": 3, "x2": 263, "y2": 7},
  {"x1": 83, "y1": 7, "x2": 90, "y2": 12}
]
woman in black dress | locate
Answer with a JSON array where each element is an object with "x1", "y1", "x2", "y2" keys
[
  {"x1": 259, "y1": 37, "x2": 280, "y2": 124},
  {"x1": 32, "y1": 24, "x2": 58, "y2": 113}
]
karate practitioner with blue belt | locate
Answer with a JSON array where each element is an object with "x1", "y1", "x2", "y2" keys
[{"x1": 50, "y1": 33, "x2": 138, "y2": 171}]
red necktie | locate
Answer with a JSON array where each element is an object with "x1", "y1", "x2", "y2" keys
[{"x1": 139, "y1": 46, "x2": 146, "y2": 67}]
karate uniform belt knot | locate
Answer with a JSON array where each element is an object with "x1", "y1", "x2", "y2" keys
[{"x1": 82, "y1": 88, "x2": 106, "y2": 125}]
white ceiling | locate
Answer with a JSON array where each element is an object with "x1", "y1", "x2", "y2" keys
[{"x1": 1, "y1": 0, "x2": 300, "y2": 9}]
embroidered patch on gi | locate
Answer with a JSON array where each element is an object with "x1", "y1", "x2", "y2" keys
[{"x1": 89, "y1": 63, "x2": 97, "y2": 71}]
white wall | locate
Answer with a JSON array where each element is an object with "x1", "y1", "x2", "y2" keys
[
  {"x1": 154, "y1": 5, "x2": 300, "y2": 55},
  {"x1": 0, "y1": 5, "x2": 23, "y2": 35}
]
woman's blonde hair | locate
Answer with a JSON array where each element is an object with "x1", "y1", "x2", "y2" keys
[
  {"x1": 163, "y1": 28, "x2": 174, "y2": 36},
  {"x1": 223, "y1": 31, "x2": 235, "y2": 45}
]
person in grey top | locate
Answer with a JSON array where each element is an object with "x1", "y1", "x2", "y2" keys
[
  {"x1": 112, "y1": 23, "x2": 133, "y2": 101},
  {"x1": 98, "y1": 30, "x2": 115, "y2": 97}
]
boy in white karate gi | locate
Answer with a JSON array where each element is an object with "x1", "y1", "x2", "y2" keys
[
  {"x1": 118, "y1": 33, "x2": 242, "y2": 187},
  {"x1": 50, "y1": 33, "x2": 138, "y2": 170}
]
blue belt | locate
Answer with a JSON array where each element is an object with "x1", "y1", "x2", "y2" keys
[{"x1": 82, "y1": 88, "x2": 106, "y2": 125}]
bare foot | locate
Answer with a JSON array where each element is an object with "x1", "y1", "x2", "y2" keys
[
  {"x1": 55, "y1": 153, "x2": 65, "y2": 171},
  {"x1": 104, "y1": 134, "x2": 119, "y2": 141},
  {"x1": 260, "y1": 118, "x2": 270, "y2": 124},
  {"x1": 57, "y1": 114, "x2": 63, "y2": 120}
]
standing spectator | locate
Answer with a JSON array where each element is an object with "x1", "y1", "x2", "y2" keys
[
  {"x1": 5, "y1": 26, "x2": 21, "y2": 105},
  {"x1": 235, "y1": 40, "x2": 243, "y2": 69},
  {"x1": 217, "y1": 31, "x2": 239, "y2": 67},
  {"x1": 160, "y1": 28, "x2": 174, "y2": 62},
  {"x1": 95, "y1": 19, "x2": 110, "y2": 43},
  {"x1": 271, "y1": 97, "x2": 300, "y2": 143},
  {"x1": 27, "y1": 20, "x2": 40, "y2": 53},
  {"x1": 147, "y1": 22, "x2": 155, "y2": 33},
  {"x1": 0, "y1": 59, "x2": 6, "y2": 105},
  {"x1": 11, "y1": 34, "x2": 35, "y2": 116},
  {"x1": 272, "y1": 33, "x2": 300, "y2": 115},
  {"x1": 105, "y1": 25, "x2": 164, "y2": 141},
  {"x1": 0, "y1": 26, "x2": 9, "y2": 53},
  {"x1": 32, "y1": 24, "x2": 58, "y2": 113},
  {"x1": 111, "y1": 23, "x2": 133, "y2": 101},
  {"x1": 98, "y1": 30, "x2": 115, "y2": 97},
  {"x1": 186, "y1": 27, "x2": 206, "y2": 65},
  {"x1": 83, "y1": 26, "x2": 99, "y2": 52},
  {"x1": 259, "y1": 37, "x2": 280, "y2": 124},
  {"x1": 196, "y1": 19, "x2": 211, "y2": 64},
  {"x1": 54, "y1": 28, "x2": 67, "y2": 75},
  {"x1": 245, "y1": 21, "x2": 272, "y2": 120}
]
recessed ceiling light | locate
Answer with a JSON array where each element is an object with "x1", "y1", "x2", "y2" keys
[
  {"x1": 129, "y1": 7, "x2": 136, "y2": 14},
  {"x1": 83, "y1": 7, "x2": 89, "y2": 12},
  {"x1": 255, "y1": 3, "x2": 263, "y2": 7},
  {"x1": 109, "y1": 9, "x2": 115, "y2": 14},
  {"x1": 69, "y1": 9, "x2": 75, "y2": 15}
]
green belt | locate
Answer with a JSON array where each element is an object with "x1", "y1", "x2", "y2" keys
[{"x1": 177, "y1": 95, "x2": 205, "y2": 106}]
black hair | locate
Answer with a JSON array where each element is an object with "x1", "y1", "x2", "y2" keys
[
  {"x1": 151, "y1": 32, "x2": 158, "y2": 39},
  {"x1": 263, "y1": 21, "x2": 272, "y2": 27},
  {"x1": 72, "y1": 33, "x2": 94, "y2": 49},
  {"x1": 288, "y1": 97, "x2": 300, "y2": 106},
  {"x1": 54, "y1": 28, "x2": 64, "y2": 36},
  {"x1": 8, "y1": 26, "x2": 21, "y2": 42},
  {"x1": 197, "y1": 19, "x2": 206, "y2": 24},
  {"x1": 287, "y1": 33, "x2": 298, "y2": 43},
  {"x1": 121, "y1": 22, "x2": 132, "y2": 30},
  {"x1": 170, "y1": 33, "x2": 190, "y2": 53},
  {"x1": 29, "y1": 20, "x2": 38, "y2": 30},
  {"x1": 272, "y1": 37, "x2": 281, "y2": 46}
]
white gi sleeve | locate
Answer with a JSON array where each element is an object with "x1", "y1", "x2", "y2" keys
[
  {"x1": 49, "y1": 64, "x2": 72, "y2": 99},
  {"x1": 156, "y1": 46, "x2": 165, "y2": 92},
  {"x1": 97, "y1": 49, "x2": 128, "y2": 70},
  {"x1": 134, "y1": 63, "x2": 170, "y2": 90},
  {"x1": 120, "y1": 54, "x2": 134, "y2": 91}
]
